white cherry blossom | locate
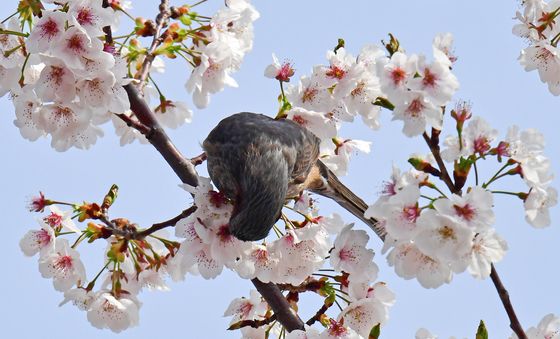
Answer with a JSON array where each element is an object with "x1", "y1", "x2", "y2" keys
[
  {"x1": 433, "y1": 186, "x2": 495, "y2": 232},
  {"x1": 25, "y1": 11, "x2": 68, "y2": 54},
  {"x1": 468, "y1": 229, "x2": 508, "y2": 279},
  {"x1": 87, "y1": 292, "x2": 140, "y2": 333},
  {"x1": 35, "y1": 56, "x2": 77, "y2": 103},
  {"x1": 392, "y1": 91, "x2": 442, "y2": 137},
  {"x1": 223, "y1": 290, "x2": 267, "y2": 325},
  {"x1": 331, "y1": 225, "x2": 378, "y2": 281},
  {"x1": 408, "y1": 56, "x2": 459, "y2": 106},
  {"x1": 415, "y1": 209, "x2": 474, "y2": 272},
  {"x1": 19, "y1": 220, "x2": 55, "y2": 257},
  {"x1": 510, "y1": 313, "x2": 560, "y2": 339},
  {"x1": 524, "y1": 185, "x2": 558, "y2": 228},
  {"x1": 38, "y1": 238, "x2": 86, "y2": 292},
  {"x1": 338, "y1": 298, "x2": 386, "y2": 338}
]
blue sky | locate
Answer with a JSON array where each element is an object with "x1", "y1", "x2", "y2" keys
[{"x1": 1, "y1": 1, "x2": 559, "y2": 338}]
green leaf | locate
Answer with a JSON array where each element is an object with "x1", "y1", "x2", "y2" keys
[
  {"x1": 369, "y1": 323, "x2": 381, "y2": 339},
  {"x1": 476, "y1": 320, "x2": 488, "y2": 339}
]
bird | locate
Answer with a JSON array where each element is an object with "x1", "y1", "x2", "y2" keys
[{"x1": 203, "y1": 112, "x2": 384, "y2": 241}]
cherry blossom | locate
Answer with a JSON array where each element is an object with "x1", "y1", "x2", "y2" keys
[
  {"x1": 13, "y1": 87, "x2": 44, "y2": 141},
  {"x1": 185, "y1": 39, "x2": 240, "y2": 109},
  {"x1": 68, "y1": 0, "x2": 116, "y2": 37},
  {"x1": 368, "y1": 185, "x2": 422, "y2": 241},
  {"x1": 387, "y1": 242, "x2": 452, "y2": 288},
  {"x1": 19, "y1": 220, "x2": 55, "y2": 257},
  {"x1": 286, "y1": 107, "x2": 337, "y2": 140},
  {"x1": 59, "y1": 288, "x2": 97, "y2": 311},
  {"x1": 45, "y1": 205, "x2": 81, "y2": 233},
  {"x1": 377, "y1": 52, "x2": 417, "y2": 100},
  {"x1": 510, "y1": 313, "x2": 560, "y2": 339},
  {"x1": 25, "y1": 11, "x2": 68, "y2": 54},
  {"x1": 468, "y1": 229, "x2": 508, "y2": 279},
  {"x1": 86, "y1": 292, "x2": 140, "y2": 333},
  {"x1": 415, "y1": 209, "x2": 474, "y2": 273},
  {"x1": 441, "y1": 116, "x2": 498, "y2": 161},
  {"x1": 264, "y1": 53, "x2": 295, "y2": 82},
  {"x1": 38, "y1": 238, "x2": 86, "y2": 292},
  {"x1": 432, "y1": 186, "x2": 495, "y2": 232},
  {"x1": 432, "y1": 32, "x2": 457, "y2": 66},
  {"x1": 153, "y1": 100, "x2": 193, "y2": 129},
  {"x1": 51, "y1": 26, "x2": 105, "y2": 70},
  {"x1": 35, "y1": 56, "x2": 77, "y2": 103},
  {"x1": 319, "y1": 319, "x2": 363, "y2": 339},
  {"x1": 331, "y1": 225, "x2": 378, "y2": 281},
  {"x1": 392, "y1": 91, "x2": 442, "y2": 137},
  {"x1": 337, "y1": 297, "x2": 386, "y2": 338},
  {"x1": 223, "y1": 290, "x2": 267, "y2": 325},
  {"x1": 407, "y1": 56, "x2": 459, "y2": 106},
  {"x1": 524, "y1": 185, "x2": 558, "y2": 227}
]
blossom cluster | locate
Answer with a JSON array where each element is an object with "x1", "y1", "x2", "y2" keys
[
  {"x1": 19, "y1": 202, "x2": 142, "y2": 332},
  {"x1": 364, "y1": 107, "x2": 556, "y2": 289},
  {"x1": 1, "y1": 1, "x2": 132, "y2": 151},
  {"x1": 185, "y1": 0, "x2": 260, "y2": 108},
  {"x1": 265, "y1": 33, "x2": 458, "y2": 176},
  {"x1": 173, "y1": 176, "x2": 394, "y2": 338},
  {"x1": 442, "y1": 113, "x2": 557, "y2": 227},
  {"x1": 513, "y1": 0, "x2": 560, "y2": 95},
  {"x1": 1, "y1": 0, "x2": 259, "y2": 149},
  {"x1": 19, "y1": 177, "x2": 393, "y2": 336}
]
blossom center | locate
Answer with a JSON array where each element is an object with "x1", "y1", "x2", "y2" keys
[
  {"x1": 406, "y1": 98, "x2": 425, "y2": 117},
  {"x1": 390, "y1": 67, "x2": 406, "y2": 86},
  {"x1": 438, "y1": 225, "x2": 456, "y2": 240},
  {"x1": 453, "y1": 203, "x2": 475, "y2": 221},
  {"x1": 76, "y1": 8, "x2": 95, "y2": 26},
  {"x1": 292, "y1": 115, "x2": 307, "y2": 126},
  {"x1": 402, "y1": 205, "x2": 420, "y2": 223},
  {"x1": 54, "y1": 255, "x2": 73, "y2": 271},
  {"x1": 326, "y1": 65, "x2": 346, "y2": 79},
  {"x1": 39, "y1": 18, "x2": 60, "y2": 39},
  {"x1": 44, "y1": 212, "x2": 63, "y2": 228},
  {"x1": 302, "y1": 87, "x2": 318, "y2": 103},
  {"x1": 422, "y1": 68, "x2": 438, "y2": 88}
]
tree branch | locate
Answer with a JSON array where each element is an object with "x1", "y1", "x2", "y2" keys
[
  {"x1": 422, "y1": 130, "x2": 459, "y2": 194},
  {"x1": 96, "y1": 4, "x2": 305, "y2": 330},
  {"x1": 490, "y1": 265, "x2": 528, "y2": 339},
  {"x1": 137, "y1": 0, "x2": 171, "y2": 88},
  {"x1": 424, "y1": 129, "x2": 527, "y2": 339},
  {"x1": 251, "y1": 278, "x2": 305, "y2": 331},
  {"x1": 136, "y1": 206, "x2": 197, "y2": 238}
]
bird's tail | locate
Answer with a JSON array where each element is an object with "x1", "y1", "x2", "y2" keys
[{"x1": 309, "y1": 160, "x2": 386, "y2": 241}]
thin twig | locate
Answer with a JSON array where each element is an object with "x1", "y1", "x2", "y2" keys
[
  {"x1": 228, "y1": 315, "x2": 277, "y2": 330},
  {"x1": 136, "y1": 205, "x2": 197, "y2": 238},
  {"x1": 137, "y1": 0, "x2": 171, "y2": 89},
  {"x1": 422, "y1": 131, "x2": 458, "y2": 194},
  {"x1": 490, "y1": 265, "x2": 527, "y2": 339}
]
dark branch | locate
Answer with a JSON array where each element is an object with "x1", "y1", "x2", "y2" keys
[
  {"x1": 227, "y1": 315, "x2": 277, "y2": 330},
  {"x1": 490, "y1": 265, "x2": 527, "y2": 339},
  {"x1": 136, "y1": 205, "x2": 197, "y2": 238},
  {"x1": 124, "y1": 84, "x2": 200, "y2": 186},
  {"x1": 423, "y1": 127, "x2": 527, "y2": 339},
  {"x1": 137, "y1": 0, "x2": 170, "y2": 87},
  {"x1": 422, "y1": 131, "x2": 459, "y2": 194},
  {"x1": 251, "y1": 278, "x2": 305, "y2": 331}
]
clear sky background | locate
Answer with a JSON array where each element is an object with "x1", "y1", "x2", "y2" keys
[{"x1": 1, "y1": 1, "x2": 559, "y2": 338}]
